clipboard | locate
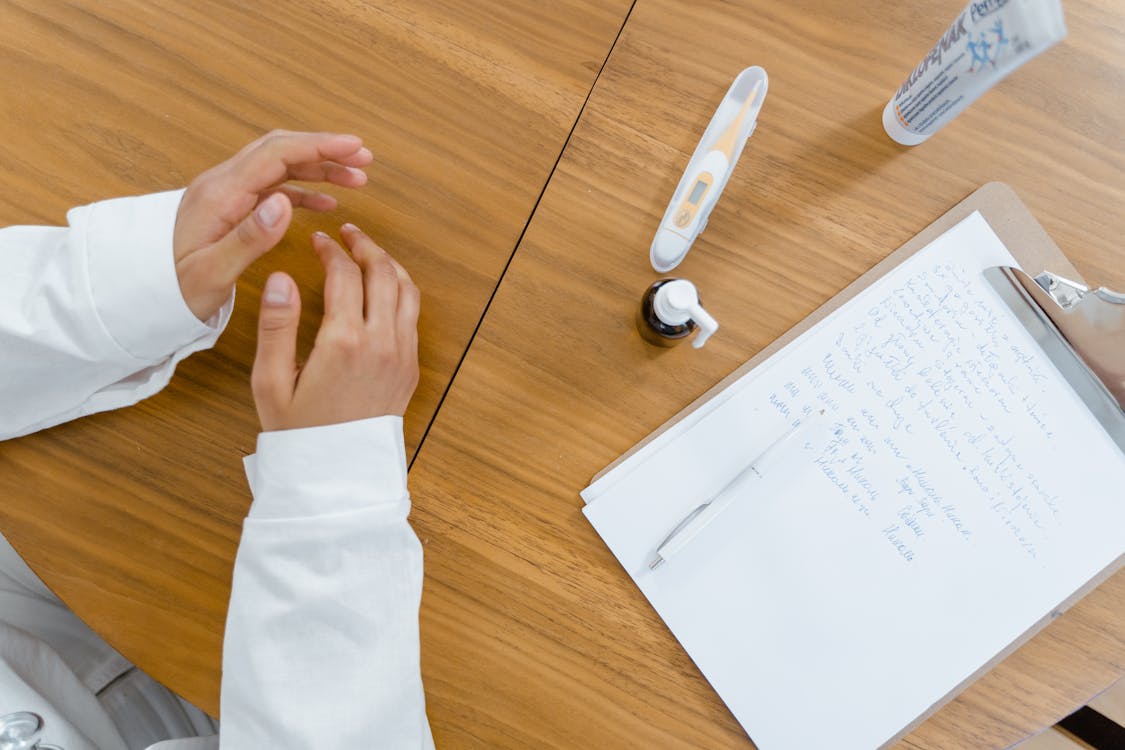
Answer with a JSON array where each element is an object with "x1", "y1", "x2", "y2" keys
[{"x1": 591, "y1": 181, "x2": 1125, "y2": 747}]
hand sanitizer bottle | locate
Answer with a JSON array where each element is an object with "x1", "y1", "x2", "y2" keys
[{"x1": 637, "y1": 279, "x2": 718, "y2": 348}]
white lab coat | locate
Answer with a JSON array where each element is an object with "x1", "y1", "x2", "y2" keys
[{"x1": 0, "y1": 191, "x2": 434, "y2": 749}]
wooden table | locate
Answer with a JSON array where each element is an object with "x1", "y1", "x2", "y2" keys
[
  {"x1": 0, "y1": 0, "x2": 633, "y2": 715},
  {"x1": 2, "y1": 0, "x2": 1123, "y2": 747},
  {"x1": 405, "y1": 0, "x2": 1125, "y2": 748}
]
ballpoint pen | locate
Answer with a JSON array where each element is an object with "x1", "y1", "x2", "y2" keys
[{"x1": 649, "y1": 414, "x2": 832, "y2": 570}]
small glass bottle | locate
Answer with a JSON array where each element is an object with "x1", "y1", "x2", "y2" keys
[{"x1": 637, "y1": 279, "x2": 718, "y2": 348}]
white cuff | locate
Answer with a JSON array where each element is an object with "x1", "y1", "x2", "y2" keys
[
  {"x1": 75, "y1": 188, "x2": 223, "y2": 361},
  {"x1": 244, "y1": 416, "x2": 409, "y2": 520}
]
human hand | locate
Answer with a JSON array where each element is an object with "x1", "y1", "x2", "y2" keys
[
  {"x1": 250, "y1": 224, "x2": 420, "y2": 432},
  {"x1": 173, "y1": 130, "x2": 374, "y2": 321}
]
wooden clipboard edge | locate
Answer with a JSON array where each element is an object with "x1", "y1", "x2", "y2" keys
[
  {"x1": 593, "y1": 181, "x2": 1078, "y2": 483},
  {"x1": 591, "y1": 181, "x2": 1125, "y2": 745}
]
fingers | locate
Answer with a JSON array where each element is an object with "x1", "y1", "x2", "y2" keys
[
  {"x1": 312, "y1": 232, "x2": 365, "y2": 323},
  {"x1": 396, "y1": 268, "x2": 421, "y2": 358},
  {"x1": 383, "y1": 249, "x2": 419, "y2": 343},
  {"x1": 251, "y1": 272, "x2": 302, "y2": 428},
  {"x1": 343, "y1": 224, "x2": 420, "y2": 371},
  {"x1": 334, "y1": 148, "x2": 375, "y2": 168},
  {"x1": 204, "y1": 192, "x2": 294, "y2": 286},
  {"x1": 239, "y1": 130, "x2": 370, "y2": 164},
  {"x1": 284, "y1": 161, "x2": 368, "y2": 188},
  {"x1": 260, "y1": 185, "x2": 337, "y2": 212},
  {"x1": 340, "y1": 224, "x2": 402, "y2": 330},
  {"x1": 229, "y1": 131, "x2": 373, "y2": 195},
  {"x1": 318, "y1": 224, "x2": 420, "y2": 341}
]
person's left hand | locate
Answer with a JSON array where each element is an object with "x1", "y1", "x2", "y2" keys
[{"x1": 173, "y1": 130, "x2": 374, "y2": 321}]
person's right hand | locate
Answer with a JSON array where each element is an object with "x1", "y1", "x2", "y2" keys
[{"x1": 250, "y1": 224, "x2": 420, "y2": 432}]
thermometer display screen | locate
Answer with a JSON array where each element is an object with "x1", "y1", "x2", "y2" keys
[{"x1": 688, "y1": 179, "x2": 708, "y2": 204}]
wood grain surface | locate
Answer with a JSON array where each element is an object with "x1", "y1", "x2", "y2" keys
[
  {"x1": 0, "y1": 0, "x2": 632, "y2": 715},
  {"x1": 404, "y1": 0, "x2": 1125, "y2": 748}
]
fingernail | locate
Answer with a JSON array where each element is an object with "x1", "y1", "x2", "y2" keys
[
  {"x1": 357, "y1": 147, "x2": 373, "y2": 160},
  {"x1": 312, "y1": 231, "x2": 330, "y2": 241},
  {"x1": 263, "y1": 273, "x2": 291, "y2": 306},
  {"x1": 341, "y1": 223, "x2": 359, "y2": 233},
  {"x1": 256, "y1": 194, "x2": 284, "y2": 228}
]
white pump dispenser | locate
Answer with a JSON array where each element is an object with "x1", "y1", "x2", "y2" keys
[{"x1": 650, "y1": 279, "x2": 719, "y2": 348}]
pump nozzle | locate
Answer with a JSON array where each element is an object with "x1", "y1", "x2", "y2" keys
[
  {"x1": 689, "y1": 301, "x2": 719, "y2": 348},
  {"x1": 648, "y1": 279, "x2": 719, "y2": 348}
]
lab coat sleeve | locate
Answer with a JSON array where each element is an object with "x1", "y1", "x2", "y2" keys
[
  {"x1": 0, "y1": 189, "x2": 232, "y2": 440},
  {"x1": 221, "y1": 416, "x2": 434, "y2": 749}
]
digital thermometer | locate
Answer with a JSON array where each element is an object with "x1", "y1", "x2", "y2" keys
[{"x1": 651, "y1": 66, "x2": 768, "y2": 273}]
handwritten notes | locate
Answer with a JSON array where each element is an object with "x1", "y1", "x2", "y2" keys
[
  {"x1": 582, "y1": 213, "x2": 1125, "y2": 750},
  {"x1": 767, "y1": 257, "x2": 1066, "y2": 565}
]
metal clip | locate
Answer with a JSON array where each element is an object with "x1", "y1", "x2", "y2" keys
[
  {"x1": 1033, "y1": 271, "x2": 1087, "y2": 309},
  {"x1": 1020, "y1": 270, "x2": 1125, "y2": 407},
  {"x1": 1033, "y1": 271, "x2": 1125, "y2": 310},
  {"x1": 985, "y1": 266, "x2": 1125, "y2": 451}
]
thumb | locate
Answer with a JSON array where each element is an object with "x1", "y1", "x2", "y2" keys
[
  {"x1": 251, "y1": 272, "x2": 301, "y2": 424},
  {"x1": 213, "y1": 192, "x2": 293, "y2": 283}
]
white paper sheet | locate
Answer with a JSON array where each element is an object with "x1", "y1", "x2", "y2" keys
[{"x1": 582, "y1": 213, "x2": 1125, "y2": 750}]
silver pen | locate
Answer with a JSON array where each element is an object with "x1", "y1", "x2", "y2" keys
[{"x1": 649, "y1": 413, "x2": 832, "y2": 570}]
